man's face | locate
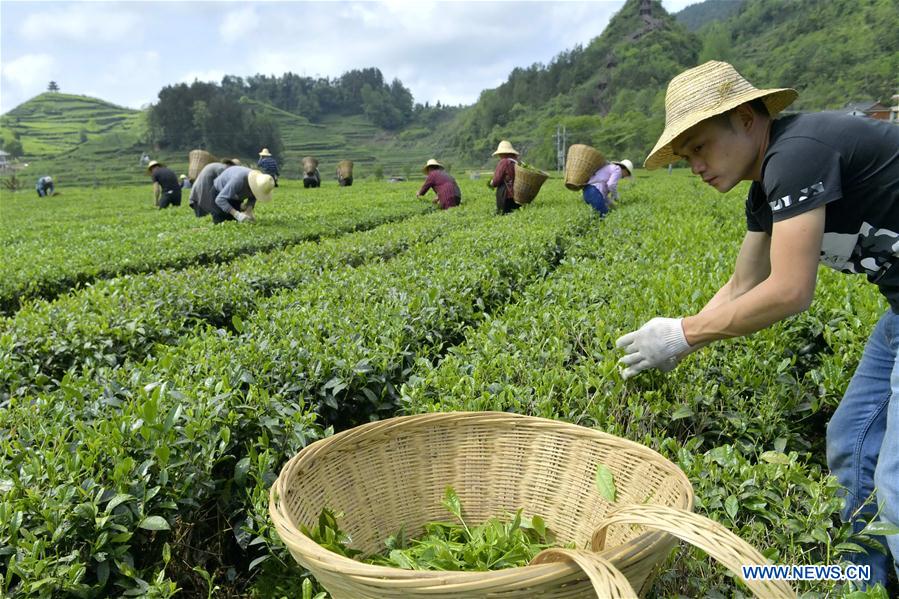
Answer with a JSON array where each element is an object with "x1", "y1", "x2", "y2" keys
[{"x1": 671, "y1": 111, "x2": 759, "y2": 192}]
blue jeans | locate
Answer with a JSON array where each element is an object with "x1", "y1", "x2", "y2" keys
[
  {"x1": 582, "y1": 185, "x2": 608, "y2": 215},
  {"x1": 826, "y1": 310, "x2": 899, "y2": 587}
]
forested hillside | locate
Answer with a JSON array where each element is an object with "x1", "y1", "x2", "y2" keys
[
  {"x1": 2, "y1": 0, "x2": 896, "y2": 184},
  {"x1": 445, "y1": 0, "x2": 898, "y2": 168}
]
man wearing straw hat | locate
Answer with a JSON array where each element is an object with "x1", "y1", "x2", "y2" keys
[
  {"x1": 615, "y1": 60, "x2": 899, "y2": 587},
  {"x1": 189, "y1": 162, "x2": 275, "y2": 224},
  {"x1": 257, "y1": 148, "x2": 280, "y2": 186},
  {"x1": 488, "y1": 140, "x2": 520, "y2": 215},
  {"x1": 417, "y1": 159, "x2": 461, "y2": 210},
  {"x1": 146, "y1": 160, "x2": 181, "y2": 209},
  {"x1": 583, "y1": 159, "x2": 633, "y2": 216}
]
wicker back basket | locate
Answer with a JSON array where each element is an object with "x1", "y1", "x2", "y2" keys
[
  {"x1": 564, "y1": 144, "x2": 606, "y2": 190},
  {"x1": 188, "y1": 149, "x2": 217, "y2": 182},
  {"x1": 302, "y1": 156, "x2": 319, "y2": 174},
  {"x1": 512, "y1": 165, "x2": 549, "y2": 205},
  {"x1": 337, "y1": 160, "x2": 354, "y2": 178}
]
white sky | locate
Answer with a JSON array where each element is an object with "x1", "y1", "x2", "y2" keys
[{"x1": 1, "y1": 0, "x2": 701, "y2": 114}]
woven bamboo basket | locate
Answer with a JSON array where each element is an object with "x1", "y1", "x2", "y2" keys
[
  {"x1": 512, "y1": 165, "x2": 549, "y2": 205},
  {"x1": 188, "y1": 149, "x2": 217, "y2": 182},
  {"x1": 564, "y1": 144, "x2": 606, "y2": 190},
  {"x1": 337, "y1": 160, "x2": 354, "y2": 178},
  {"x1": 302, "y1": 156, "x2": 319, "y2": 175},
  {"x1": 270, "y1": 412, "x2": 795, "y2": 598}
]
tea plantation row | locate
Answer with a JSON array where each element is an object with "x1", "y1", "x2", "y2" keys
[{"x1": 0, "y1": 176, "x2": 889, "y2": 598}]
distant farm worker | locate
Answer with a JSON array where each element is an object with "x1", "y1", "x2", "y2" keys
[
  {"x1": 582, "y1": 159, "x2": 633, "y2": 216},
  {"x1": 336, "y1": 160, "x2": 354, "y2": 187},
  {"x1": 179, "y1": 174, "x2": 191, "y2": 189},
  {"x1": 189, "y1": 163, "x2": 274, "y2": 224},
  {"x1": 257, "y1": 148, "x2": 280, "y2": 186},
  {"x1": 302, "y1": 156, "x2": 321, "y2": 188},
  {"x1": 35, "y1": 175, "x2": 54, "y2": 197},
  {"x1": 615, "y1": 61, "x2": 899, "y2": 588},
  {"x1": 487, "y1": 140, "x2": 520, "y2": 215},
  {"x1": 146, "y1": 160, "x2": 181, "y2": 209},
  {"x1": 417, "y1": 159, "x2": 461, "y2": 210}
]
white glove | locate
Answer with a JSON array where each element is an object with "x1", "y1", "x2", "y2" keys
[
  {"x1": 615, "y1": 317, "x2": 692, "y2": 380},
  {"x1": 234, "y1": 211, "x2": 250, "y2": 223}
]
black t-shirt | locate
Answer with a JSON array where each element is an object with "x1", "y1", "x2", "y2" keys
[
  {"x1": 152, "y1": 166, "x2": 180, "y2": 193},
  {"x1": 746, "y1": 112, "x2": 899, "y2": 310}
]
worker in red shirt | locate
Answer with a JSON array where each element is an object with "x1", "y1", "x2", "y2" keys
[
  {"x1": 487, "y1": 140, "x2": 520, "y2": 215},
  {"x1": 417, "y1": 159, "x2": 461, "y2": 209}
]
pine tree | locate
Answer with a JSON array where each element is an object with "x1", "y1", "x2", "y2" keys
[{"x1": 47, "y1": 81, "x2": 60, "y2": 92}]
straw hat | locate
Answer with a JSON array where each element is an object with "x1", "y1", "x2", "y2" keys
[
  {"x1": 179, "y1": 174, "x2": 187, "y2": 180},
  {"x1": 248, "y1": 170, "x2": 275, "y2": 202},
  {"x1": 612, "y1": 159, "x2": 634, "y2": 177},
  {"x1": 492, "y1": 140, "x2": 519, "y2": 156},
  {"x1": 221, "y1": 158, "x2": 242, "y2": 166},
  {"x1": 644, "y1": 61, "x2": 797, "y2": 169},
  {"x1": 146, "y1": 160, "x2": 163, "y2": 173},
  {"x1": 421, "y1": 159, "x2": 444, "y2": 174},
  {"x1": 259, "y1": 148, "x2": 272, "y2": 157}
]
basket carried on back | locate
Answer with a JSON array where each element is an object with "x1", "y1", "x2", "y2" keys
[
  {"x1": 188, "y1": 149, "x2": 217, "y2": 182},
  {"x1": 512, "y1": 164, "x2": 549, "y2": 205},
  {"x1": 337, "y1": 160, "x2": 354, "y2": 178},
  {"x1": 302, "y1": 156, "x2": 319, "y2": 175},
  {"x1": 564, "y1": 144, "x2": 606, "y2": 190}
]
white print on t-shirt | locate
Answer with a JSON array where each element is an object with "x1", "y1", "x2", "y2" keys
[
  {"x1": 820, "y1": 222, "x2": 899, "y2": 279},
  {"x1": 769, "y1": 181, "x2": 825, "y2": 213}
]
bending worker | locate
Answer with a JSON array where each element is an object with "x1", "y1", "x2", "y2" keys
[
  {"x1": 417, "y1": 159, "x2": 461, "y2": 210},
  {"x1": 147, "y1": 160, "x2": 181, "y2": 209},
  {"x1": 615, "y1": 61, "x2": 899, "y2": 588},
  {"x1": 189, "y1": 162, "x2": 274, "y2": 224}
]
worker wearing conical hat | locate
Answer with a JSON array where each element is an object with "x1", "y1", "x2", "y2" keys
[
  {"x1": 582, "y1": 159, "x2": 634, "y2": 216},
  {"x1": 147, "y1": 160, "x2": 182, "y2": 209},
  {"x1": 615, "y1": 61, "x2": 899, "y2": 587},
  {"x1": 189, "y1": 163, "x2": 275, "y2": 224},
  {"x1": 416, "y1": 159, "x2": 461, "y2": 210},
  {"x1": 257, "y1": 148, "x2": 280, "y2": 186},
  {"x1": 487, "y1": 140, "x2": 520, "y2": 215}
]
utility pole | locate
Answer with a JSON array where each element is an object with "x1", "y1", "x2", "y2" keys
[{"x1": 555, "y1": 124, "x2": 568, "y2": 172}]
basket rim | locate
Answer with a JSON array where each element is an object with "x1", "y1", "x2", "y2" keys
[{"x1": 270, "y1": 411, "x2": 695, "y2": 585}]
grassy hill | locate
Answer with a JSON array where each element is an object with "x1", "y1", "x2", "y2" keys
[
  {"x1": 3, "y1": 0, "x2": 897, "y2": 186},
  {"x1": 3, "y1": 94, "x2": 456, "y2": 187}
]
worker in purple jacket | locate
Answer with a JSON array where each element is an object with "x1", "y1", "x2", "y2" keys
[
  {"x1": 583, "y1": 159, "x2": 633, "y2": 216},
  {"x1": 417, "y1": 159, "x2": 461, "y2": 209}
]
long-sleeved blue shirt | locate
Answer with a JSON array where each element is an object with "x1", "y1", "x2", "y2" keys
[
  {"x1": 257, "y1": 156, "x2": 279, "y2": 178},
  {"x1": 213, "y1": 166, "x2": 254, "y2": 213}
]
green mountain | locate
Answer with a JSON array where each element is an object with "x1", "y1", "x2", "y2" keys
[
  {"x1": 2, "y1": 0, "x2": 896, "y2": 186},
  {"x1": 444, "y1": 0, "x2": 897, "y2": 168},
  {"x1": 675, "y1": 0, "x2": 745, "y2": 32}
]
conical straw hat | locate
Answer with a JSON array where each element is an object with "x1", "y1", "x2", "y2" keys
[
  {"x1": 421, "y1": 158, "x2": 444, "y2": 174},
  {"x1": 248, "y1": 170, "x2": 275, "y2": 202},
  {"x1": 644, "y1": 61, "x2": 797, "y2": 169},
  {"x1": 492, "y1": 140, "x2": 519, "y2": 156}
]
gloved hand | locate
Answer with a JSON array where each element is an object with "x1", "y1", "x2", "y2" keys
[
  {"x1": 234, "y1": 211, "x2": 251, "y2": 223},
  {"x1": 615, "y1": 317, "x2": 692, "y2": 379}
]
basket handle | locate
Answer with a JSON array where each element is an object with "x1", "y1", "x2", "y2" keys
[
  {"x1": 530, "y1": 548, "x2": 638, "y2": 599},
  {"x1": 591, "y1": 504, "x2": 796, "y2": 599}
]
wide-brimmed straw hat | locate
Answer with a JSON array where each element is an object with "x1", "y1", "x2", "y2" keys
[
  {"x1": 492, "y1": 140, "x2": 519, "y2": 156},
  {"x1": 644, "y1": 61, "x2": 797, "y2": 169},
  {"x1": 421, "y1": 158, "x2": 444, "y2": 174},
  {"x1": 146, "y1": 160, "x2": 163, "y2": 173},
  {"x1": 179, "y1": 174, "x2": 187, "y2": 180},
  {"x1": 612, "y1": 159, "x2": 634, "y2": 177},
  {"x1": 248, "y1": 170, "x2": 275, "y2": 202},
  {"x1": 259, "y1": 148, "x2": 272, "y2": 157}
]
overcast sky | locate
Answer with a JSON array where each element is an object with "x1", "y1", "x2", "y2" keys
[{"x1": 1, "y1": 0, "x2": 700, "y2": 114}]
